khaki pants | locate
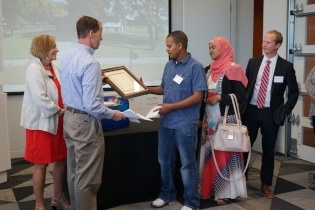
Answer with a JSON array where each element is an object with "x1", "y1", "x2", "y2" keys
[{"x1": 63, "y1": 110, "x2": 104, "y2": 210}]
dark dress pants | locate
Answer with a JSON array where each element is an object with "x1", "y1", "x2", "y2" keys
[{"x1": 242, "y1": 105, "x2": 280, "y2": 186}]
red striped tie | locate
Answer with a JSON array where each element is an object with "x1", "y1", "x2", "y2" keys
[{"x1": 257, "y1": 60, "x2": 271, "y2": 108}]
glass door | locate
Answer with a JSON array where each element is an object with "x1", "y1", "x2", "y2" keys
[{"x1": 289, "y1": 0, "x2": 315, "y2": 162}]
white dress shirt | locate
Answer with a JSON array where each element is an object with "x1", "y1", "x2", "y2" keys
[{"x1": 250, "y1": 55, "x2": 278, "y2": 107}]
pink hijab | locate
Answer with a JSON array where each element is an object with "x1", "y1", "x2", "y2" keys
[{"x1": 209, "y1": 37, "x2": 248, "y2": 87}]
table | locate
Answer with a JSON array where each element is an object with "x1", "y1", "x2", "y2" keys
[{"x1": 97, "y1": 119, "x2": 161, "y2": 209}]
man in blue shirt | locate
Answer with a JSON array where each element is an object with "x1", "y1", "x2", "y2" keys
[
  {"x1": 59, "y1": 16, "x2": 124, "y2": 210},
  {"x1": 148, "y1": 30, "x2": 207, "y2": 210}
]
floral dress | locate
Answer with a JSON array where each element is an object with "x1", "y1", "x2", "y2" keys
[{"x1": 198, "y1": 73, "x2": 247, "y2": 200}]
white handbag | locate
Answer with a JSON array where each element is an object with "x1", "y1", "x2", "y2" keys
[
  {"x1": 213, "y1": 94, "x2": 250, "y2": 152},
  {"x1": 211, "y1": 93, "x2": 251, "y2": 181}
]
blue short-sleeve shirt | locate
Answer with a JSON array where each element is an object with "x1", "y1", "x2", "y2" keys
[{"x1": 160, "y1": 53, "x2": 207, "y2": 128}]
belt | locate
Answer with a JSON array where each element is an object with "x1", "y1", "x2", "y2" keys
[
  {"x1": 248, "y1": 104, "x2": 270, "y2": 109},
  {"x1": 66, "y1": 107, "x2": 88, "y2": 114}
]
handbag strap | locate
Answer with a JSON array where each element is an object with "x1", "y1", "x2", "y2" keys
[
  {"x1": 210, "y1": 140, "x2": 251, "y2": 182},
  {"x1": 229, "y1": 93, "x2": 242, "y2": 126},
  {"x1": 222, "y1": 106, "x2": 229, "y2": 125},
  {"x1": 213, "y1": 93, "x2": 250, "y2": 181},
  {"x1": 222, "y1": 94, "x2": 241, "y2": 126}
]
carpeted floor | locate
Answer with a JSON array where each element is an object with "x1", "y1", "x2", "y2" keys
[{"x1": 1, "y1": 151, "x2": 315, "y2": 210}]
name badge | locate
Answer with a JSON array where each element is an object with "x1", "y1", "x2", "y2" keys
[
  {"x1": 173, "y1": 74, "x2": 183, "y2": 84},
  {"x1": 274, "y1": 76, "x2": 284, "y2": 83}
]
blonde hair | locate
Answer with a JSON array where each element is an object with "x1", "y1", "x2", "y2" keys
[
  {"x1": 30, "y1": 34, "x2": 56, "y2": 59},
  {"x1": 266, "y1": 30, "x2": 283, "y2": 44}
]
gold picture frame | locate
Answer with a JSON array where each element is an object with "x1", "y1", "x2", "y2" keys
[{"x1": 102, "y1": 66, "x2": 149, "y2": 99}]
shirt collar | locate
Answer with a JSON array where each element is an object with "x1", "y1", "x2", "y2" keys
[
  {"x1": 77, "y1": 43, "x2": 95, "y2": 55},
  {"x1": 173, "y1": 53, "x2": 191, "y2": 64},
  {"x1": 263, "y1": 54, "x2": 278, "y2": 65}
]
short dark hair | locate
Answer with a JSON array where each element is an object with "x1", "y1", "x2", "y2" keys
[
  {"x1": 167, "y1": 30, "x2": 188, "y2": 49},
  {"x1": 267, "y1": 30, "x2": 283, "y2": 44},
  {"x1": 76, "y1": 16, "x2": 101, "y2": 39}
]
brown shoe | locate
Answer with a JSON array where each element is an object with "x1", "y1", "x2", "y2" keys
[{"x1": 261, "y1": 184, "x2": 275, "y2": 199}]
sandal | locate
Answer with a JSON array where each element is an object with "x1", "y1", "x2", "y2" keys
[
  {"x1": 51, "y1": 194, "x2": 72, "y2": 210},
  {"x1": 216, "y1": 198, "x2": 228, "y2": 205}
]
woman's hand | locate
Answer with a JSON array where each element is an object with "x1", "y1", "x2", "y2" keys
[
  {"x1": 57, "y1": 108, "x2": 65, "y2": 115},
  {"x1": 206, "y1": 94, "x2": 221, "y2": 105}
]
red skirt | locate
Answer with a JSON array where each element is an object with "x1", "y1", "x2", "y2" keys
[{"x1": 24, "y1": 116, "x2": 66, "y2": 164}]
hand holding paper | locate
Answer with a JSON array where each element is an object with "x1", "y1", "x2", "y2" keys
[{"x1": 145, "y1": 105, "x2": 162, "y2": 119}]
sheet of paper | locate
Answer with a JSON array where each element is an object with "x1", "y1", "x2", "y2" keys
[
  {"x1": 122, "y1": 109, "x2": 153, "y2": 122},
  {"x1": 145, "y1": 105, "x2": 162, "y2": 119},
  {"x1": 103, "y1": 101, "x2": 115, "y2": 107},
  {"x1": 122, "y1": 109, "x2": 141, "y2": 119},
  {"x1": 128, "y1": 118, "x2": 141, "y2": 123},
  {"x1": 137, "y1": 113, "x2": 153, "y2": 121}
]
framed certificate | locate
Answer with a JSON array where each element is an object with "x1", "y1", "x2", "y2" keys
[{"x1": 102, "y1": 66, "x2": 149, "y2": 99}]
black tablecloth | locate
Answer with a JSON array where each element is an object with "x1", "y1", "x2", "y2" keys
[{"x1": 97, "y1": 119, "x2": 161, "y2": 209}]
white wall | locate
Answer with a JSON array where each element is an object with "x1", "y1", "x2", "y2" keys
[
  {"x1": 0, "y1": 89, "x2": 11, "y2": 183},
  {"x1": 7, "y1": 95, "x2": 25, "y2": 158},
  {"x1": 182, "y1": 0, "x2": 234, "y2": 67},
  {"x1": 171, "y1": 0, "x2": 254, "y2": 70},
  {"x1": 264, "y1": 0, "x2": 289, "y2": 154}
]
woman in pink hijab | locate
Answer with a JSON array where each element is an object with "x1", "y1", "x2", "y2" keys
[{"x1": 198, "y1": 37, "x2": 248, "y2": 205}]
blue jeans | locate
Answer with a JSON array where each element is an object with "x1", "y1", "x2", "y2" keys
[{"x1": 158, "y1": 124, "x2": 199, "y2": 209}]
